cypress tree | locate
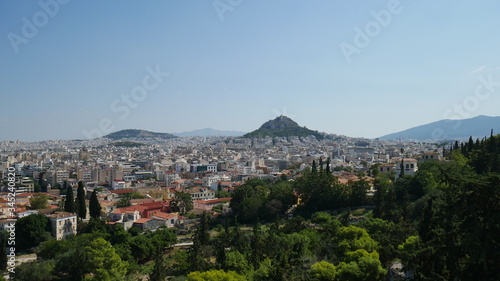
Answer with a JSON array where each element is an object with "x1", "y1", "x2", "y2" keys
[
  {"x1": 250, "y1": 223, "x2": 264, "y2": 268},
  {"x1": 326, "y1": 158, "x2": 331, "y2": 173},
  {"x1": 217, "y1": 182, "x2": 222, "y2": 199},
  {"x1": 489, "y1": 134, "x2": 496, "y2": 153},
  {"x1": 64, "y1": 184, "x2": 75, "y2": 213},
  {"x1": 319, "y1": 158, "x2": 324, "y2": 173},
  {"x1": 454, "y1": 140, "x2": 459, "y2": 150},
  {"x1": 197, "y1": 212, "x2": 210, "y2": 246},
  {"x1": 312, "y1": 160, "x2": 317, "y2": 174},
  {"x1": 76, "y1": 181, "x2": 86, "y2": 219},
  {"x1": 468, "y1": 136, "x2": 474, "y2": 154},
  {"x1": 189, "y1": 235, "x2": 205, "y2": 272},
  {"x1": 89, "y1": 190, "x2": 101, "y2": 219},
  {"x1": 38, "y1": 172, "x2": 47, "y2": 193}
]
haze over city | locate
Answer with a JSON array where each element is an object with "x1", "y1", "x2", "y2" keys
[{"x1": 2, "y1": 1, "x2": 500, "y2": 141}]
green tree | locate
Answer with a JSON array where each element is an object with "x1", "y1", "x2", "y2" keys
[
  {"x1": 84, "y1": 237, "x2": 128, "y2": 281},
  {"x1": 54, "y1": 245, "x2": 88, "y2": 281},
  {"x1": 250, "y1": 223, "x2": 265, "y2": 268},
  {"x1": 350, "y1": 179, "x2": 369, "y2": 206},
  {"x1": 336, "y1": 249, "x2": 386, "y2": 281},
  {"x1": 11, "y1": 260, "x2": 55, "y2": 281},
  {"x1": 170, "y1": 191, "x2": 193, "y2": 214},
  {"x1": 196, "y1": 212, "x2": 210, "y2": 246},
  {"x1": 76, "y1": 181, "x2": 87, "y2": 219},
  {"x1": 230, "y1": 181, "x2": 269, "y2": 222},
  {"x1": 149, "y1": 252, "x2": 168, "y2": 281},
  {"x1": 29, "y1": 193, "x2": 49, "y2": 210},
  {"x1": 64, "y1": 185, "x2": 75, "y2": 213},
  {"x1": 217, "y1": 182, "x2": 222, "y2": 199},
  {"x1": 226, "y1": 250, "x2": 251, "y2": 274},
  {"x1": 186, "y1": 270, "x2": 246, "y2": 281},
  {"x1": 15, "y1": 213, "x2": 51, "y2": 251},
  {"x1": 116, "y1": 196, "x2": 131, "y2": 208},
  {"x1": 310, "y1": 260, "x2": 336, "y2": 281},
  {"x1": 129, "y1": 235, "x2": 155, "y2": 263},
  {"x1": 269, "y1": 181, "x2": 296, "y2": 211},
  {"x1": 38, "y1": 172, "x2": 47, "y2": 193},
  {"x1": 333, "y1": 225, "x2": 379, "y2": 259},
  {"x1": 89, "y1": 190, "x2": 101, "y2": 219}
]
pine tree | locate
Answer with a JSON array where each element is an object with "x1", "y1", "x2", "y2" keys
[
  {"x1": 76, "y1": 181, "x2": 86, "y2": 220},
  {"x1": 89, "y1": 190, "x2": 101, "y2": 219},
  {"x1": 64, "y1": 183, "x2": 75, "y2": 213}
]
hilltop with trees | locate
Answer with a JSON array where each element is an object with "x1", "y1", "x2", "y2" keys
[{"x1": 243, "y1": 116, "x2": 325, "y2": 139}]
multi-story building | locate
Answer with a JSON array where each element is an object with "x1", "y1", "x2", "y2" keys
[
  {"x1": 419, "y1": 151, "x2": 442, "y2": 162},
  {"x1": 186, "y1": 186, "x2": 215, "y2": 200},
  {"x1": 46, "y1": 169, "x2": 70, "y2": 186},
  {"x1": 77, "y1": 168, "x2": 93, "y2": 182},
  {"x1": 47, "y1": 212, "x2": 77, "y2": 240},
  {"x1": 202, "y1": 175, "x2": 221, "y2": 187},
  {"x1": 394, "y1": 158, "x2": 418, "y2": 179}
]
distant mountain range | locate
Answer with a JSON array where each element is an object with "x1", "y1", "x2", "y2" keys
[
  {"x1": 243, "y1": 116, "x2": 325, "y2": 139},
  {"x1": 379, "y1": 115, "x2": 500, "y2": 141},
  {"x1": 104, "y1": 129, "x2": 177, "y2": 140},
  {"x1": 173, "y1": 128, "x2": 246, "y2": 137}
]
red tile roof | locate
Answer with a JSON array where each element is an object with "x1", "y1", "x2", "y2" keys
[
  {"x1": 152, "y1": 212, "x2": 177, "y2": 220},
  {"x1": 194, "y1": 198, "x2": 232, "y2": 205},
  {"x1": 134, "y1": 218, "x2": 152, "y2": 224}
]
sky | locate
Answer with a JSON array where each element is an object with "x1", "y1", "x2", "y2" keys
[{"x1": 2, "y1": 0, "x2": 500, "y2": 141}]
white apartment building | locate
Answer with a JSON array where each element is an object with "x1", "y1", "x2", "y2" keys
[
  {"x1": 394, "y1": 158, "x2": 418, "y2": 179},
  {"x1": 47, "y1": 212, "x2": 77, "y2": 240}
]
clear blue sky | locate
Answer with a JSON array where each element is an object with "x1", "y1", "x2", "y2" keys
[{"x1": 2, "y1": 0, "x2": 500, "y2": 141}]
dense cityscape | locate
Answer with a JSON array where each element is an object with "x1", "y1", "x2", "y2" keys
[
  {"x1": 4, "y1": 114, "x2": 499, "y2": 280},
  {"x1": 3, "y1": 1, "x2": 500, "y2": 280}
]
